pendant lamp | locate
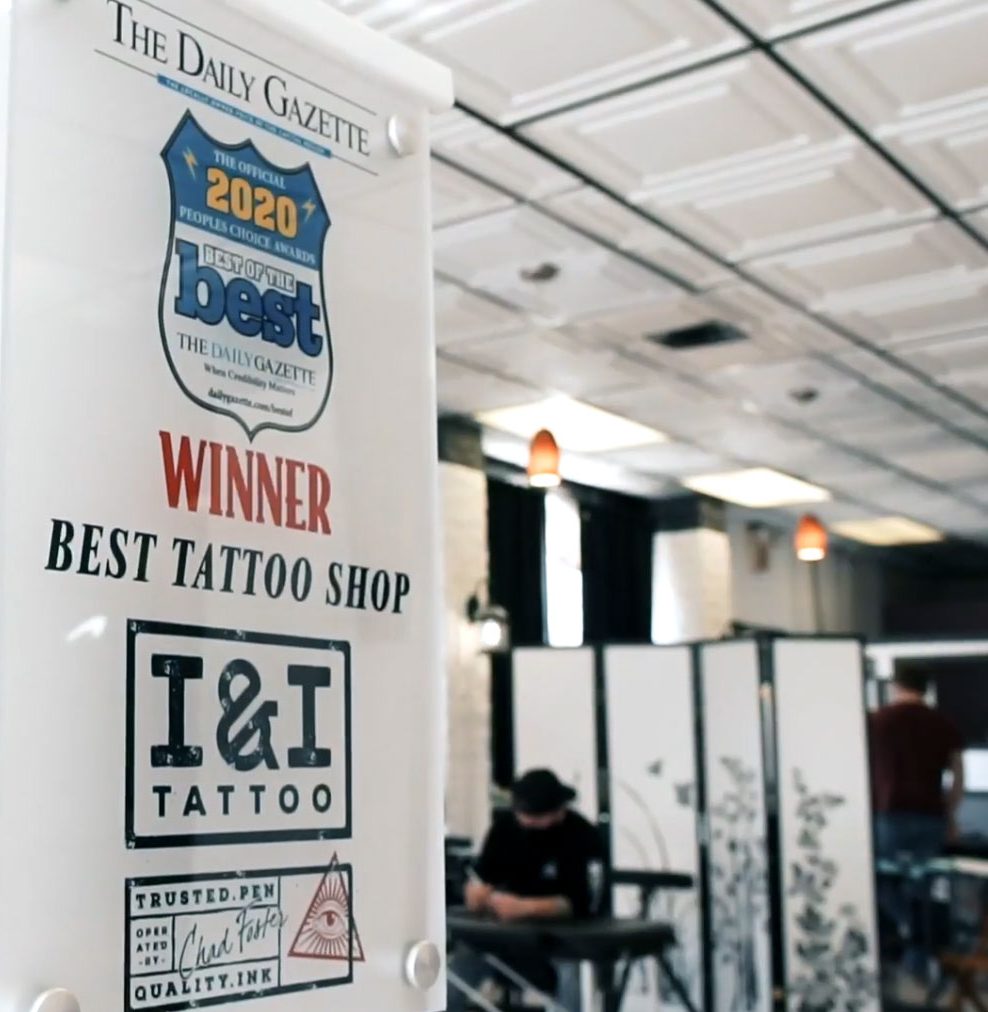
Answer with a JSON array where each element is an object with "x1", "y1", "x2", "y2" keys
[
  {"x1": 795, "y1": 513, "x2": 827, "y2": 562},
  {"x1": 528, "y1": 428, "x2": 561, "y2": 488}
]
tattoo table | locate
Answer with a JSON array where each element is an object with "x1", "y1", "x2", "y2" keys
[{"x1": 447, "y1": 908, "x2": 698, "y2": 1012}]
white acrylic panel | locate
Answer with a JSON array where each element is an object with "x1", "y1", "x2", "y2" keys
[
  {"x1": 605, "y1": 646, "x2": 703, "y2": 1011},
  {"x1": 773, "y1": 640, "x2": 880, "y2": 1012},
  {"x1": 513, "y1": 648, "x2": 599, "y2": 819},
  {"x1": 0, "y1": 4, "x2": 450, "y2": 1010},
  {"x1": 782, "y1": 1, "x2": 988, "y2": 209},
  {"x1": 700, "y1": 641, "x2": 772, "y2": 1012},
  {"x1": 332, "y1": 0, "x2": 742, "y2": 125}
]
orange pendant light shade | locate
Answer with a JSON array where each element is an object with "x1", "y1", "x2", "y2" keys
[
  {"x1": 795, "y1": 513, "x2": 828, "y2": 562},
  {"x1": 528, "y1": 428, "x2": 561, "y2": 488}
]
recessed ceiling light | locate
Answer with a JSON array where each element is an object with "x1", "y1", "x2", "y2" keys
[
  {"x1": 682, "y1": 467, "x2": 831, "y2": 508},
  {"x1": 478, "y1": 396, "x2": 667, "y2": 453},
  {"x1": 832, "y1": 517, "x2": 944, "y2": 547}
]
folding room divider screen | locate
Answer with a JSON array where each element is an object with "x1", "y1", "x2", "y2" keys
[{"x1": 507, "y1": 637, "x2": 880, "y2": 1012}]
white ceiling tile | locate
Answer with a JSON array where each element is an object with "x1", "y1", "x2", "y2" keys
[
  {"x1": 826, "y1": 270, "x2": 988, "y2": 346},
  {"x1": 958, "y1": 478, "x2": 988, "y2": 505},
  {"x1": 647, "y1": 139, "x2": 933, "y2": 260},
  {"x1": 443, "y1": 326, "x2": 655, "y2": 399},
  {"x1": 431, "y1": 109, "x2": 579, "y2": 200},
  {"x1": 591, "y1": 377, "x2": 738, "y2": 438},
  {"x1": 609, "y1": 441, "x2": 731, "y2": 477},
  {"x1": 731, "y1": 0, "x2": 894, "y2": 39},
  {"x1": 895, "y1": 328, "x2": 988, "y2": 383},
  {"x1": 583, "y1": 287, "x2": 829, "y2": 374},
  {"x1": 542, "y1": 187, "x2": 732, "y2": 288},
  {"x1": 435, "y1": 355, "x2": 537, "y2": 414},
  {"x1": 433, "y1": 205, "x2": 678, "y2": 321},
  {"x1": 892, "y1": 440, "x2": 988, "y2": 484},
  {"x1": 347, "y1": 0, "x2": 742, "y2": 125},
  {"x1": 744, "y1": 220, "x2": 988, "y2": 309},
  {"x1": 965, "y1": 206, "x2": 988, "y2": 241},
  {"x1": 527, "y1": 54, "x2": 931, "y2": 257},
  {"x1": 525, "y1": 55, "x2": 846, "y2": 200},
  {"x1": 433, "y1": 282, "x2": 524, "y2": 345},
  {"x1": 700, "y1": 415, "x2": 829, "y2": 470},
  {"x1": 708, "y1": 357, "x2": 859, "y2": 415},
  {"x1": 703, "y1": 283, "x2": 852, "y2": 355},
  {"x1": 431, "y1": 159, "x2": 515, "y2": 226},
  {"x1": 782, "y1": 0, "x2": 988, "y2": 209}
]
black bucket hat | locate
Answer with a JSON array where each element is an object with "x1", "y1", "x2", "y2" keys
[{"x1": 512, "y1": 769, "x2": 577, "y2": 815}]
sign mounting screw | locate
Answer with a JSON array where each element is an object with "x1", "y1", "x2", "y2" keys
[
  {"x1": 387, "y1": 116, "x2": 419, "y2": 158},
  {"x1": 29, "y1": 991, "x2": 81, "y2": 1012},
  {"x1": 405, "y1": 940, "x2": 442, "y2": 989}
]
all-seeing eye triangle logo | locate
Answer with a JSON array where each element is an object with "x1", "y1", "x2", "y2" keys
[{"x1": 289, "y1": 854, "x2": 365, "y2": 962}]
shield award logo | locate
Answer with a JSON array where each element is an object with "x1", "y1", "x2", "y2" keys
[{"x1": 160, "y1": 112, "x2": 332, "y2": 439}]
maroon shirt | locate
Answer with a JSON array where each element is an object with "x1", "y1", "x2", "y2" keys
[{"x1": 869, "y1": 702, "x2": 963, "y2": 816}]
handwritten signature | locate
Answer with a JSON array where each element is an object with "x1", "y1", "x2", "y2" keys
[{"x1": 178, "y1": 900, "x2": 287, "y2": 980}]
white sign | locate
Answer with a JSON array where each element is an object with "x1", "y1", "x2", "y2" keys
[{"x1": 0, "y1": 2, "x2": 451, "y2": 1011}]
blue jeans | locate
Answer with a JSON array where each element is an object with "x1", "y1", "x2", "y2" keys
[
  {"x1": 446, "y1": 946, "x2": 582, "y2": 1011},
  {"x1": 874, "y1": 812, "x2": 947, "y2": 976}
]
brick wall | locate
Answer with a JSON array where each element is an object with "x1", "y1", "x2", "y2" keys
[{"x1": 439, "y1": 462, "x2": 491, "y2": 844}]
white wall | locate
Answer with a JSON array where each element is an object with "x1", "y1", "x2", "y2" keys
[
  {"x1": 439, "y1": 462, "x2": 491, "y2": 843},
  {"x1": 727, "y1": 509, "x2": 883, "y2": 636},
  {"x1": 652, "y1": 527, "x2": 733, "y2": 643}
]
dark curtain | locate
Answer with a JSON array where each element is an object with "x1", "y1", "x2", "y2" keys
[
  {"x1": 487, "y1": 477, "x2": 546, "y2": 786},
  {"x1": 580, "y1": 491, "x2": 653, "y2": 644}
]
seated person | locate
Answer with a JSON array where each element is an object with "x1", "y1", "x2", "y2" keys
[{"x1": 447, "y1": 768, "x2": 603, "y2": 1012}]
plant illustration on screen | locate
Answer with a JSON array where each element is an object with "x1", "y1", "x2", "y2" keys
[
  {"x1": 788, "y1": 769, "x2": 876, "y2": 1012},
  {"x1": 612, "y1": 764, "x2": 700, "y2": 1008},
  {"x1": 710, "y1": 756, "x2": 768, "y2": 1012}
]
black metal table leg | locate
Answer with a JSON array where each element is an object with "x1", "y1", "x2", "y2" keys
[{"x1": 657, "y1": 951, "x2": 700, "y2": 1012}]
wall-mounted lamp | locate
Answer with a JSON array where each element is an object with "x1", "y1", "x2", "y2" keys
[
  {"x1": 795, "y1": 513, "x2": 827, "y2": 563},
  {"x1": 745, "y1": 521, "x2": 777, "y2": 573},
  {"x1": 466, "y1": 582, "x2": 510, "y2": 654},
  {"x1": 528, "y1": 428, "x2": 561, "y2": 489}
]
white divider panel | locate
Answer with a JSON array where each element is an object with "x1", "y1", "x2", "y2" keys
[
  {"x1": 700, "y1": 640, "x2": 772, "y2": 1012},
  {"x1": 512, "y1": 648, "x2": 598, "y2": 819},
  {"x1": 773, "y1": 640, "x2": 880, "y2": 1012},
  {"x1": 605, "y1": 646, "x2": 702, "y2": 1012}
]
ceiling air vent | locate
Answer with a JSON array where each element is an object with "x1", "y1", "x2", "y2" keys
[{"x1": 647, "y1": 320, "x2": 747, "y2": 350}]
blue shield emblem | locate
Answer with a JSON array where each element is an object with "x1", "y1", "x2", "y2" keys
[{"x1": 160, "y1": 112, "x2": 332, "y2": 439}]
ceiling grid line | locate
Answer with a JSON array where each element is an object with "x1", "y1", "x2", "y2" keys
[
  {"x1": 450, "y1": 96, "x2": 988, "y2": 448},
  {"x1": 348, "y1": 0, "x2": 988, "y2": 540},
  {"x1": 508, "y1": 0, "x2": 928, "y2": 130}
]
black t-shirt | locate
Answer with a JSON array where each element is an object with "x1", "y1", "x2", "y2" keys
[{"x1": 474, "y1": 810, "x2": 603, "y2": 917}]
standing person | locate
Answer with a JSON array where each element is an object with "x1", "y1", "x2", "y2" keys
[
  {"x1": 446, "y1": 769, "x2": 603, "y2": 1012},
  {"x1": 870, "y1": 665, "x2": 965, "y2": 975}
]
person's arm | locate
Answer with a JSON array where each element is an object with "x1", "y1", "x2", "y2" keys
[
  {"x1": 464, "y1": 875, "x2": 494, "y2": 913},
  {"x1": 488, "y1": 893, "x2": 571, "y2": 921},
  {"x1": 946, "y1": 751, "x2": 965, "y2": 841}
]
